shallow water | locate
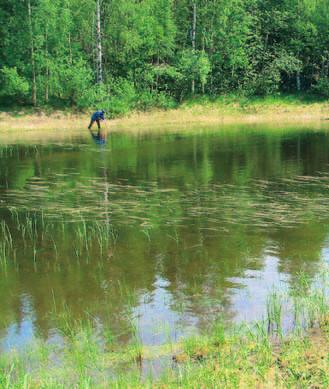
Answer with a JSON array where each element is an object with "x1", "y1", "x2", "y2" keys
[{"x1": 1, "y1": 123, "x2": 329, "y2": 351}]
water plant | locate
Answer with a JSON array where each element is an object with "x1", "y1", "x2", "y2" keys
[{"x1": 266, "y1": 290, "x2": 283, "y2": 337}]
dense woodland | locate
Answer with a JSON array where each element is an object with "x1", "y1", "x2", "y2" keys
[{"x1": 1, "y1": 0, "x2": 329, "y2": 114}]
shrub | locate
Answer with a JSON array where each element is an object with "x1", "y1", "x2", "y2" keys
[
  {"x1": 312, "y1": 77, "x2": 329, "y2": 98},
  {"x1": 77, "y1": 79, "x2": 137, "y2": 117},
  {"x1": 135, "y1": 91, "x2": 176, "y2": 111},
  {"x1": 248, "y1": 51, "x2": 302, "y2": 96},
  {"x1": 0, "y1": 67, "x2": 29, "y2": 101},
  {"x1": 176, "y1": 50, "x2": 211, "y2": 96},
  {"x1": 49, "y1": 59, "x2": 93, "y2": 105},
  {"x1": 77, "y1": 78, "x2": 176, "y2": 117}
]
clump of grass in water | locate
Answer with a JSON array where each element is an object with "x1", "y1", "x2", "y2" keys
[
  {"x1": 266, "y1": 290, "x2": 283, "y2": 337},
  {"x1": 128, "y1": 320, "x2": 143, "y2": 369},
  {"x1": 3, "y1": 209, "x2": 119, "y2": 269},
  {"x1": 290, "y1": 270, "x2": 329, "y2": 334},
  {"x1": 0, "y1": 220, "x2": 14, "y2": 268}
]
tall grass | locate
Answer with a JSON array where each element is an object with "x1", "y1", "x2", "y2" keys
[{"x1": 0, "y1": 211, "x2": 119, "y2": 271}]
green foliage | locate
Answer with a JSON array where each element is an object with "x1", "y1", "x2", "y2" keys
[
  {"x1": 106, "y1": 79, "x2": 137, "y2": 116},
  {"x1": 171, "y1": 50, "x2": 210, "y2": 98},
  {"x1": 78, "y1": 79, "x2": 136, "y2": 116},
  {"x1": 0, "y1": 67, "x2": 29, "y2": 100},
  {"x1": 50, "y1": 59, "x2": 93, "y2": 104},
  {"x1": 1, "y1": 0, "x2": 329, "y2": 110},
  {"x1": 137, "y1": 90, "x2": 176, "y2": 110},
  {"x1": 177, "y1": 50, "x2": 211, "y2": 93},
  {"x1": 77, "y1": 78, "x2": 176, "y2": 115},
  {"x1": 249, "y1": 51, "x2": 303, "y2": 96},
  {"x1": 312, "y1": 77, "x2": 329, "y2": 98}
]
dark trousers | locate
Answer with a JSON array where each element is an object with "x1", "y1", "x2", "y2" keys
[{"x1": 88, "y1": 119, "x2": 101, "y2": 129}]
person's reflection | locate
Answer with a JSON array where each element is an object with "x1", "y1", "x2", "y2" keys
[{"x1": 89, "y1": 127, "x2": 107, "y2": 146}]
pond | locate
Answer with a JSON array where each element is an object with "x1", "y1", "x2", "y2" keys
[{"x1": 1, "y1": 122, "x2": 329, "y2": 351}]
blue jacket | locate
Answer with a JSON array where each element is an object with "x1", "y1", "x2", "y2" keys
[{"x1": 91, "y1": 110, "x2": 105, "y2": 121}]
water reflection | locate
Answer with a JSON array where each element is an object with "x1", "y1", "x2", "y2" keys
[
  {"x1": 0, "y1": 125, "x2": 329, "y2": 349},
  {"x1": 89, "y1": 128, "x2": 107, "y2": 146}
]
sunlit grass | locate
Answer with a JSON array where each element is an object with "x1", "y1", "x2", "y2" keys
[
  {"x1": 1, "y1": 270, "x2": 329, "y2": 387},
  {"x1": 0, "y1": 95, "x2": 329, "y2": 136}
]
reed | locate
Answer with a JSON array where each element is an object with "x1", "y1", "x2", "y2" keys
[{"x1": 266, "y1": 290, "x2": 283, "y2": 337}]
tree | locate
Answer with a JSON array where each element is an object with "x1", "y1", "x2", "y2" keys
[
  {"x1": 1, "y1": 0, "x2": 329, "y2": 109},
  {"x1": 96, "y1": 0, "x2": 103, "y2": 83}
]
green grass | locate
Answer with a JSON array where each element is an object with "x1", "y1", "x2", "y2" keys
[
  {"x1": 183, "y1": 93, "x2": 329, "y2": 109},
  {"x1": 1, "y1": 93, "x2": 329, "y2": 128},
  {"x1": 1, "y1": 269, "x2": 329, "y2": 388}
]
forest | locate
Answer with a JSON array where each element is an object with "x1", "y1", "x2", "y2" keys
[{"x1": 1, "y1": 0, "x2": 329, "y2": 116}]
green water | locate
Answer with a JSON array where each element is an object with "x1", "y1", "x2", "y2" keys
[{"x1": 1, "y1": 123, "x2": 329, "y2": 350}]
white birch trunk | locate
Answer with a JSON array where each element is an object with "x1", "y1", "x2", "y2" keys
[
  {"x1": 27, "y1": 0, "x2": 37, "y2": 106},
  {"x1": 96, "y1": 0, "x2": 103, "y2": 84},
  {"x1": 45, "y1": 27, "x2": 49, "y2": 103},
  {"x1": 191, "y1": 1, "x2": 196, "y2": 95}
]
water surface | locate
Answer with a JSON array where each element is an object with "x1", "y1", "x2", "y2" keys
[{"x1": 1, "y1": 123, "x2": 329, "y2": 350}]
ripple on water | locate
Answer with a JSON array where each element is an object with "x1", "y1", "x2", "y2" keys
[{"x1": 1, "y1": 173, "x2": 329, "y2": 229}]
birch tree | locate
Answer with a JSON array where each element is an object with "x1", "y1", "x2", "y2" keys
[
  {"x1": 96, "y1": 0, "x2": 103, "y2": 83},
  {"x1": 27, "y1": 0, "x2": 37, "y2": 105}
]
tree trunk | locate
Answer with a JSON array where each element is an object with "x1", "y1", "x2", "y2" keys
[
  {"x1": 191, "y1": 1, "x2": 196, "y2": 95},
  {"x1": 68, "y1": 32, "x2": 73, "y2": 65},
  {"x1": 45, "y1": 27, "x2": 49, "y2": 103},
  {"x1": 156, "y1": 55, "x2": 159, "y2": 92},
  {"x1": 201, "y1": 32, "x2": 205, "y2": 94},
  {"x1": 296, "y1": 71, "x2": 301, "y2": 92},
  {"x1": 27, "y1": 0, "x2": 37, "y2": 106},
  {"x1": 96, "y1": 0, "x2": 103, "y2": 84}
]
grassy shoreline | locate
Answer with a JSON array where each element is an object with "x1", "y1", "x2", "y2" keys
[
  {"x1": 0, "y1": 95, "x2": 329, "y2": 133},
  {"x1": 1, "y1": 270, "x2": 329, "y2": 388}
]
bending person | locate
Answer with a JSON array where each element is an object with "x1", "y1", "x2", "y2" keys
[{"x1": 88, "y1": 109, "x2": 106, "y2": 129}]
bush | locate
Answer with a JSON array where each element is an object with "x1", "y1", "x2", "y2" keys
[
  {"x1": 135, "y1": 91, "x2": 176, "y2": 111},
  {"x1": 49, "y1": 59, "x2": 93, "y2": 105},
  {"x1": 77, "y1": 78, "x2": 176, "y2": 117},
  {"x1": 156, "y1": 92, "x2": 177, "y2": 109},
  {"x1": 251, "y1": 65, "x2": 282, "y2": 96},
  {"x1": 77, "y1": 79, "x2": 136, "y2": 117},
  {"x1": 77, "y1": 84, "x2": 110, "y2": 112},
  {"x1": 312, "y1": 77, "x2": 329, "y2": 98},
  {"x1": 0, "y1": 67, "x2": 29, "y2": 101},
  {"x1": 107, "y1": 79, "x2": 137, "y2": 116},
  {"x1": 248, "y1": 51, "x2": 302, "y2": 96}
]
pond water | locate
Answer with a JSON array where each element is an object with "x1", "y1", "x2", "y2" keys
[{"x1": 1, "y1": 123, "x2": 329, "y2": 351}]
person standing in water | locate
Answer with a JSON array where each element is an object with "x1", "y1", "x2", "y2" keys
[{"x1": 88, "y1": 109, "x2": 106, "y2": 129}]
